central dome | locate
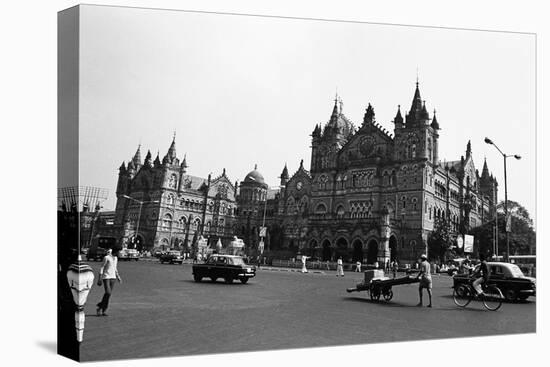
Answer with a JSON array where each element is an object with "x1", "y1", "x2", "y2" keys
[{"x1": 243, "y1": 165, "x2": 267, "y2": 186}]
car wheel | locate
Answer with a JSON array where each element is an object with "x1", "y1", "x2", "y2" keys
[
  {"x1": 224, "y1": 275, "x2": 233, "y2": 284},
  {"x1": 240, "y1": 277, "x2": 249, "y2": 284},
  {"x1": 504, "y1": 289, "x2": 518, "y2": 302},
  {"x1": 193, "y1": 275, "x2": 202, "y2": 282}
]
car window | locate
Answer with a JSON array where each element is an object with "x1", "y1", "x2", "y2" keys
[
  {"x1": 490, "y1": 265, "x2": 503, "y2": 276},
  {"x1": 207, "y1": 257, "x2": 217, "y2": 264},
  {"x1": 217, "y1": 257, "x2": 227, "y2": 265},
  {"x1": 230, "y1": 257, "x2": 245, "y2": 266},
  {"x1": 507, "y1": 264, "x2": 525, "y2": 278}
]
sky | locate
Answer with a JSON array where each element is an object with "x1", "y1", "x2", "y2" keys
[{"x1": 78, "y1": 5, "x2": 536, "y2": 220}]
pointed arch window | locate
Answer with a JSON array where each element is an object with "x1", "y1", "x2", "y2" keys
[
  {"x1": 162, "y1": 213, "x2": 172, "y2": 227},
  {"x1": 336, "y1": 205, "x2": 345, "y2": 219}
]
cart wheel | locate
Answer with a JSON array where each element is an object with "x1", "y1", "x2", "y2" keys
[
  {"x1": 383, "y1": 289, "x2": 393, "y2": 301},
  {"x1": 370, "y1": 289, "x2": 381, "y2": 301}
]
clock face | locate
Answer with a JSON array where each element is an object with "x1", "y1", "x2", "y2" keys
[{"x1": 297, "y1": 181, "x2": 303, "y2": 190}]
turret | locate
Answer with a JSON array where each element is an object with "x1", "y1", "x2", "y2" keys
[
  {"x1": 280, "y1": 163, "x2": 289, "y2": 186},
  {"x1": 393, "y1": 105, "x2": 404, "y2": 129},
  {"x1": 466, "y1": 140, "x2": 472, "y2": 159},
  {"x1": 144, "y1": 150, "x2": 153, "y2": 168},
  {"x1": 131, "y1": 144, "x2": 142, "y2": 168},
  {"x1": 153, "y1": 152, "x2": 161, "y2": 168}
]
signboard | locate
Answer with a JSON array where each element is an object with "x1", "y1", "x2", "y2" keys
[
  {"x1": 464, "y1": 235, "x2": 474, "y2": 253},
  {"x1": 456, "y1": 236, "x2": 464, "y2": 249},
  {"x1": 259, "y1": 226, "x2": 267, "y2": 237}
]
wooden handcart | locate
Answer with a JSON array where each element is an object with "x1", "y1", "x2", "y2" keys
[{"x1": 346, "y1": 271, "x2": 420, "y2": 301}]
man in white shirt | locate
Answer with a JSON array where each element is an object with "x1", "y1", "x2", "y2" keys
[
  {"x1": 96, "y1": 248, "x2": 122, "y2": 316},
  {"x1": 416, "y1": 254, "x2": 432, "y2": 308}
]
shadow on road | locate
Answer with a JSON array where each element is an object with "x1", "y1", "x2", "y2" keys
[
  {"x1": 342, "y1": 296, "x2": 413, "y2": 308},
  {"x1": 179, "y1": 279, "x2": 254, "y2": 286},
  {"x1": 343, "y1": 296, "x2": 493, "y2": 312}
]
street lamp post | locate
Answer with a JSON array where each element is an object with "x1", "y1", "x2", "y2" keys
[
  {"x1": 123, "y1": 195, "x2": 159, "y2": 250},
  {"x1": 484, "y1": 137, "x2": 521, "y2": 262}
]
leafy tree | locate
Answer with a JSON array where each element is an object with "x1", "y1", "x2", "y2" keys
[
  {"x1": 470, "y1": 200, "x2": 536, "y2": 257},
  {"x1": 428, "y1": 217, "x2": 454, "y2": 262},
  {"x1": 497, "y1": 200, "x2": 533, "y2": 228}
]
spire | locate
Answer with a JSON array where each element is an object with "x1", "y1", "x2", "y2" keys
[
  {"x1": 466, "y1": 140, "x2": 472, "y2": 158},
  {"x1": 312, "y1": 123, "x2": 321, "y2": 138},
  {"x1": 132, "y1": 144, "x2": 142, "y2": 166},
  {"x1": 431, "y1": 109, "x2": 440, "y2": 130},
  {"x1": 482, "y1": 157, "x2": 490, "y2": 179},
  {"x1": 254, "y1": 163, "x2": 258, "y2": 170},
  {"x1": 394, "y1": 105, "x2": 403, "y2": 124},
  {"x1": 153, "y1": 151, "x2": 161, "y2": 167},
  {"x1": 329, "y1": 96, "x2": 339, "y2": 125},
  {"x1": 363, "y1": 103, "x2": 375, "y2": 125},
  {"x1": 299, "y1": 159, "x2": 304, "y2": 170},
  {"x1": 410, "y1": 80, "x2": 422, "y2": 114},
  {"x1": 167, "y1": 135, "x2": 177, "y2": 161},
  {"x1": 420, "y1": 100, "x2": 430, "y2": 120},
  {"x1": 144, "y1": 150, "x2": 153, "y2": 167},
  {"x1": 280, "y1": 163, "x2": 289, "y2": 180},
  {"x1": 119, "y1": 161, "x2": 126, "y2": 172}
]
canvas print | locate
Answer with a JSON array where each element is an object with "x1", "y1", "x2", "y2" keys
[{"x1": 58, "y1": 4, "x2": 536, "y2": 362}]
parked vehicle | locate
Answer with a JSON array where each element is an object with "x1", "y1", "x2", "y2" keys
[
  {"x1": 192, "y1": 254, "x2": 256, "y2": 284},
  {"x1": 119, "y1": 248, "x2": 140, "y2": 261},
  {"x1": 159, "y1": 250, "x2": 184, "y2": 264},
  {"x1": 86, "y1": 247, "x2": 107, "y2": 261},
  {"x1": 453, "y1": 262, "x2": 536, "y2": 302}
]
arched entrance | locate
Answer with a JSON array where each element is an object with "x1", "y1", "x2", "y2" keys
[
  {"x1": 366, "y1": 239, "x2": 378, "y2": 264},
  {"x1": 389, "y1": 235, "x2": 398, "y2": 262},
  {"x1": 160, "y1": 238, "x2": 170, "y2": 251},
  {"x1": 335, "y1": 238, "x2": 349, "y2": 262},
  {"x1": 322, "y1": 239, "x2": 332, "y2": 261},
  {"x1": 352, "y1": 240, "x2": 364, "y2": 262}
]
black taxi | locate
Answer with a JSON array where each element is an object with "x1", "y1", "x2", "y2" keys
[
  {"x1": 453, "y1": 262, "x2": 536, "y2": 301},
  {"x1": 192, "y1": 254, "x2": 256, "y2": 284}
]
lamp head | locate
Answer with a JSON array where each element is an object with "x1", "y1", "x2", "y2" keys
[
  {"x1": 514, "y1": 155, "x2": 522, "y2": 160},
  {"x1": 484, "y1": 137, "x2": 493, "y2": 145}
]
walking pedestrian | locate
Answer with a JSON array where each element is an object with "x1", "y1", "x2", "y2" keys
[
  {"x1": 96, "y1": 248, "x2": 122, "y2": 316},
  {"x1": 301, "y1": 255, "x2": 309, "y2": 273},
  {"x1": 336, "y1": 257, "x2": 344, "y2": 277},
  {"x1": 326, "y1": 260, "x2": 330, "y2": 270},
  {"x1": 416, "y1": 254, "x2": 432, "y2": 308},
  {"x1": 355, "y1": 261, "x2": 361, "y2": 272}
]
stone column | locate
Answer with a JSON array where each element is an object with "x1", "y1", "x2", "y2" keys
[{"x1": 378, "y1": 208, "x2": 391, "y2": 266}]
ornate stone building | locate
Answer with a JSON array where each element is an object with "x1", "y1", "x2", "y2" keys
[
  {"x1": 263, "y1": 82, "x2": 498, "y2": 263},
  {"x1": 113, "y1": 137, "x2": 237, "y2": 251}
]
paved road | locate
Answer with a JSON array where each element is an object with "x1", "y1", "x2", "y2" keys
[{"x1": 80, "y1": 260, "x2": 535, "y2": 362}]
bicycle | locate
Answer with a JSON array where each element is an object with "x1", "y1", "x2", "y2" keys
[{"x1": 453, "y1": 278, "x2": 504, "y2": 311}]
